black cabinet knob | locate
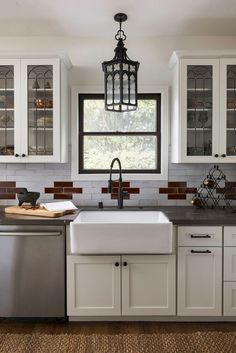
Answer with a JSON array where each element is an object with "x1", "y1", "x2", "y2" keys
[
  {"x1": 221, "y1": 154, "x2": 226, "y2": 158},
  {"x1": 115, "y1": 262, "x2": 119, "y2": 267},
  {"x1": 21, "y1": 154, "x2": 26, "y2": 157},
  {"x1": 123, "y1": 261, "x2": 128, "y2": 266},
  {"x1": 214, "y1": 154, "x2": 219, "y2": 157},
  {"x1": 15, "y1": 154, "x2": 19, "y2": 157}
]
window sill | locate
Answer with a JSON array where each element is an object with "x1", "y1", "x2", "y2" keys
[{"x1": 71, "y1": 171, "x2": 168, "y2": 181}]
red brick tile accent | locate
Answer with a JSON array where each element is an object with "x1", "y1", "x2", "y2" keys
[
  {"x1": 111, "y1": 193, "x2": 130, "y2": 200},
  {"x1": 101, "y1": 181, "x2": 139, "y2": 200},
  {"x1": 7, "y1": 187, "x2": 26, "y2": 193},
  {"x1": 159, "y1": 181, "x2": 196, "y2": 202},
  {"x1": 45, "y1": 182, "x2": 83, "y2": 200},
  {"x1": 168, "y1": 194, "x2": 186, "y2": 200},
  {"x1": 178, "y1": 187, "x2": 197, "y2": 194},
  {"x1": 45, "y1": 187, "x2": 63, "y2": 194},
  {"x1": 54, "y1": 194, "x2": 72, "y2": 200},
  {"x1": 168, "y1": 182, "x2": 187, "y2": 187},
  {"x1": 102, "y1": 187, "x2": 139, "y2": 194},
  {"x1": 226, "y1": 182, "x2": 236, "y2": 187},
  {"x1": 159, "y1": 187, "x2": 178, "y2": 194},
  {"x1": 54, "y1": 181, "x2": 73, "y2": 187},
  {"x1": 0, "y1": 181, "x2": 16, "y2": 187},
  {"x1": 111, "y1": 181, "x2": 130, "y2": 187},
  {"x1": 63, "y1": 187, "x2": 82, "y2": 193},
  {"x1": 0, "y1": 194, "x2": 16, "y2": 199}
]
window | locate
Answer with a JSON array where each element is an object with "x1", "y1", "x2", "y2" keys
[{"x1": 78, "y1": 93, "x2": 161, "y2": 174}]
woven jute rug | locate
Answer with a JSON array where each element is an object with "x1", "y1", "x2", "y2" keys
[{"x1": 0, "y1": 331, "x2": 235, "y2": 353}]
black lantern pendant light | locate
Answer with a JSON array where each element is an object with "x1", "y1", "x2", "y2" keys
[{"x1": 102, "y1": 13, "x2": 140, "y2": 112}]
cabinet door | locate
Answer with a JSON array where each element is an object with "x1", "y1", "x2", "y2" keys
[
  {"x1": 122, "y1": 255, "x2": 176, "y2": 316},
  {"x1": 180, "y1": 59, "x2": 220, "y2": 163},
  {"x1": 224, "y1": 282, "x2": 236, "y2": 316},
  {"x1": 20, "y1": 58, "x2": 60, "y2": 162},
  {"x1": 220, "y1": 59, "x2": 236, "y2": 162},
  {"x1": 0, "y1": 59, "x2": 21, "y2": 162},
  {"x1": 178, "y1": 247, "x2": 222, "y2": 316},
  {"x1": 224, "y1": 247, "x2": 236, "y2": 281},
  {"x1": 67, "y1": 255, "x2": 121, "y2": 316}
]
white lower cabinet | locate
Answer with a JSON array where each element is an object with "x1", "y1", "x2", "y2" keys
[
  {"x1": 67, "y1": 255, "x2": 176, "y2": 317},
  {"x1": 122, "y1": 255, "x2": 176, "y2": 316},
  {"x1": 223, "y1": 227, "x2": 236, "y2": 316},
  {"x1": 67, "y1": 255, "x2": 121, "y2": 316},
  {"x1": 178, "y1": 247, "x2": 222, "y2": 316},
  {"x1": 177, "y1": 226, "x2": 222, "y2": 316}
]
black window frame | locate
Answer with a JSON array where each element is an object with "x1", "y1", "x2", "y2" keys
[{"x1": 78, "y1": 93, "x2": 161, "y2": 174}]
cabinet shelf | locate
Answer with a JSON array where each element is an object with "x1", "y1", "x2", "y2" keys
[
  {"x1": 187, "y1": 88, "x2": 212, "y2": 91},
  {"x1": 30, "y1": 88, "x2": 53, "y2": 91},
  {"x1": 187, "y1": 108, "x2": 212, "y2": 112},
  {"x1": 187, "y1": 128, "x2": 212, "y2": 131},
  {"x1": 0, "y1": 108, "x2": 14, "y2": 111},
  {"x1": 29, "y1": 108, "x2": 53, "y2": 111},
  {"x1": 0, "y1": 127, "x2": 14, "y2": 130},
  {"x1": 29, "y1": 127, "x2": 53, "y2": 131},
  {"x1": 0, "y1": 89, "x2": 14, "y2": 91}
]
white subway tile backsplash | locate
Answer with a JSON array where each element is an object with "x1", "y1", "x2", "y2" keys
[{"x1": 1, "y1": 147, "x2": 236, "y2": 207}]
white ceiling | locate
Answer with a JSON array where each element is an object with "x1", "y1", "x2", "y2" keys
[{"x1": 2, "y1": 0, "x2": 236, "y2": 37}]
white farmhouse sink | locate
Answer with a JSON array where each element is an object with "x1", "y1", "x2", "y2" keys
[{"x1": 70, "y1": 211, "x2": 173, "y2": 254}]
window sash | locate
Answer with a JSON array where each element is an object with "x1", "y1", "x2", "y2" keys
[{"x1": 78, "y1": 93, "x2": 161, "y2": 174}]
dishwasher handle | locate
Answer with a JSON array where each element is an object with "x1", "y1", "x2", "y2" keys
[{"x1": 0, "y1": 231, "x2": 62, "y2": 237}]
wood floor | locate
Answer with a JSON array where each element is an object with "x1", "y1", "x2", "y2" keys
[{"x1": 0, "y1": 321, "x2": 236, "y2": 335}]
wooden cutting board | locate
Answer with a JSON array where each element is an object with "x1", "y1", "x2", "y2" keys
[{"x1": 5, "y1": 205, "x2": 75, "y2": 218}]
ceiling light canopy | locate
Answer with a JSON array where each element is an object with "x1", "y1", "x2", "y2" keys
[{"x1": 102, "y1": 13, "x2": 140, "y2": 112}]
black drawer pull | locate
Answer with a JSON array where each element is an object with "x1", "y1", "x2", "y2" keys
[
  {"x1": 115, "y1": 262, "x2": 120, "y2": 267},
  {"x1": 190, "y1": 234, "x2": 211, "y2": 238},
  {"x1": 123, "y1": 261, "x2": 128, "y2": 266},
  {"x1": 191, "y1": 249, "x2": 211, "y2": 254}
]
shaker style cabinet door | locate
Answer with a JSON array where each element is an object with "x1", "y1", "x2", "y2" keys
[
  {"x1": 180, "y1": 59, "x2": 220, "y2": 163},
  {"x1": 67, "y1": 255, "x2": 121, "y2": 316},
  {"x1": 122, "y1": 255, "x2": 176, "y2": 316},
  {"x1": 20, "y1": 58, "x2": 61, "y2": 162},
  {"x1": 178, "y1": 247, "x2": 222, "y2": 316},
  {"x1": 0, "y1": 59, "x2": 21, "y2": 162}
]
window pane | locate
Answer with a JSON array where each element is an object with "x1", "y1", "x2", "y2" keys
[
  {"x1": 83, "y1": 136, "x2": 157, "y2": 170},
  {"x1": 83, "y1": 99, "x2": 157, "y2": 132}
]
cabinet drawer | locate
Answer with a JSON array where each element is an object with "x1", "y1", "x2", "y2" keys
[
  {"x1": 224, "y1": 247, "x2": 236, "y2": 281},
  {"x1": 224, "y1": 227, "x2": 236, "y2": 246},
  {"x1": 224, "y1": 282, "x2": 236, "y2": 316},
  {"x1": 178, "y1": 226, "x2": 222, "y2": 246}
]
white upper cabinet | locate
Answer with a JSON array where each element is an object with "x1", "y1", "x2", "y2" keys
[
  {"x1": 170, "y1": 51, "x2": 236, "y2": 163},
  {"x1": 0, "y1": 55, "x2": 70, "y2": 163}
]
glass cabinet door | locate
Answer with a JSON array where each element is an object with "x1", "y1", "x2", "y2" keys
[
  {"x1": 186, "y1": 65, "x2": 213, "y2": 156},
  {"x1": 181, "y1": 59, "x2": 219, "y2": 161},
  {"x1": 27, "y1": 64, "x2": 54, "y2": 156},
  {"x1": 0, "y1": 64, "x2": 15, "y2": 156},
  {"x1": 21, "y1": 58, "x2": 60, "y2": 162},
  {"x1": 225, "y1": 64, "x2": 236, "y2": 156}
]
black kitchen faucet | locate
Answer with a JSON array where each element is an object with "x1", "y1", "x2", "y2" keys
[{"x1": 108, "y1": 158, "x2": 127, "y2": 209}]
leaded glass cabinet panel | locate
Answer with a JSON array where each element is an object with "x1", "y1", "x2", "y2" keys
[
  {"x1": 0, "y1": 60, "x2": 20, "y2": 161},
  {"x1": 177, "y1": 58, "x2": 220, "y2": 163},
  {"x1": 21, "y1": 58, "x2": 60, "y2": 162},
  {"x1": 219, "y1": 59, "x2": 236, "y2": 162}
]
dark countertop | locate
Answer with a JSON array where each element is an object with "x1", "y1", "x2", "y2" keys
[{"x1": 0, "y1": 205, "x2": 236, "y2": 226}]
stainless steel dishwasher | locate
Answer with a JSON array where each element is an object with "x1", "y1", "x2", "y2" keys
[{"x1": 0, "y1": 225, "x2": 65, "y2": 318}]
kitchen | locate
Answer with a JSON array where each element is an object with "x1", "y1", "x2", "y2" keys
[{"x1": 0, "y1": 0, "x2": 236, "y2": 352}]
